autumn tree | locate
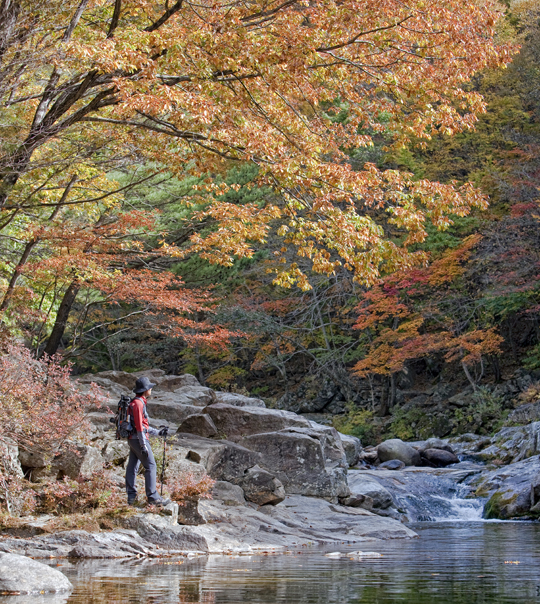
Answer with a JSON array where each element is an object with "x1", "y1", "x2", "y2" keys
[
  {"x1": 1, "y1": 0, "x2": 511, "y2": 292},
  {"x1": 351, "y1": 236, "x2": 504, "y2": 414}
]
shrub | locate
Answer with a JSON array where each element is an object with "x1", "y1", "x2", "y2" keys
[
  {"x1": 0, "y1": 342, "x2": 103, "y2": 465},
  {"x1": 165, "y1": 473, "x2": 215, "y2": 504}
]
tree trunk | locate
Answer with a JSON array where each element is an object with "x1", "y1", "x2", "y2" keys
[
  {"x1": 0, "y1": 238, "x2": 37, "y2": 311},
  {"x1": 41, "y1": 280, "x2": 80, "y2": 357}
]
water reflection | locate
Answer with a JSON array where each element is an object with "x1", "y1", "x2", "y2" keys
[{"x1": 53, "y1": 522, "x2": 540, "y2": 604}]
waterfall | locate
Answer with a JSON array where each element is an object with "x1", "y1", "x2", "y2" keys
[{"x1": 357, "y1": 468, "x2": 486, "y2": 522}]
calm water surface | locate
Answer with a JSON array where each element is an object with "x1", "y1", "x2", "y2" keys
[{"x1": 24, "y1": 522, "x2": 540, "y2": 604}]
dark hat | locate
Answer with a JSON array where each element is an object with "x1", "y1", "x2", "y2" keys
[{"x1": 133, "y1": 376, "x2": 157, "y2": 394}]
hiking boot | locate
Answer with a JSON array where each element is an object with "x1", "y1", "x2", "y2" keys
[{"x1": 148, "y1": 498, "x2": 172, "y2": 507}]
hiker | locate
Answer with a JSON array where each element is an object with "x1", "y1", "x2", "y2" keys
[{"x1": 125, "y1": 376, "x2": 170, "y2": 506}]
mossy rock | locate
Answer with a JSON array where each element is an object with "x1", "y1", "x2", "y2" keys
[{"x1": 483, "y1": 489, "x2": 531, "y2": 520}]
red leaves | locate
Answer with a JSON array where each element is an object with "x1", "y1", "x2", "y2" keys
[{"x1": 0, "y1": 343, "x2": 103, "y2": 456}]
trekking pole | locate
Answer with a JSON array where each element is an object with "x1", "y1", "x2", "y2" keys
[{"x1": 160, "y1": 430, "x2": 167, "y2": 497}]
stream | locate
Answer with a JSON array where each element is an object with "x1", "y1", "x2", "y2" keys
[
  {"x1": 7, "y1": 522, "x2": 535, "y2": 604},
  {"x1": 3, "y1": 468, "x2": 540, "y2": 604}
]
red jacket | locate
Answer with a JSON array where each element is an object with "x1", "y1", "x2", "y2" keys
[{"x1": 129, "y1": 396, "x2": 150, "y2": 440}]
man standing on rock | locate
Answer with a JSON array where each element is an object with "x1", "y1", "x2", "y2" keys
[{"x1": 125, "y1": 376, "x2": 170, "y2": 506}]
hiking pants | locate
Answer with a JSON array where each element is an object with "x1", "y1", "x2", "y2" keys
[{"x1": 125, "y1": 438, "x2": 161, "y2": 503}]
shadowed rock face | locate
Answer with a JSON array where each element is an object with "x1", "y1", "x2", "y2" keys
[{"x1": 239, "y1": 430, "x2": 349, "y2": 500}]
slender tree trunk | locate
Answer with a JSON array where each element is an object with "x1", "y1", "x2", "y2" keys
[
  {"x1": 0, "y1": 238, "x2": 37, "y2": 311},
  {"x1": 41, "y1": 280, "x2": 80, "y2": 357},
  {"x1": 0, "y1": 175, "x2": 75, "y2": 311}
]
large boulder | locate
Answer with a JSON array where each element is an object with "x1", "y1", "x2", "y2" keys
[
  {"x1": 240, "y1": 428, "x2": 349, "y2": 500},
  {"x1": 240, "y1": 465, "x2": 286, "y2": 506},
  {"x1": 203, "y1": 403, "x2": 311, "y2": 439},
  {"x1": 0, "y1": 552, "x2": 73, "y2": 594},
  {"x1": 474, "y1": 455, "x2": 540, "y2": 519},
  {"x1": 172, "y1": 434, "x2": 261, "y2": 484},
  {"x1": 213, "y1": 392, "x2": 266, "y2": 408},
  {"x1": 377, "y1": 439, "x2": 421, "y2": 466}
]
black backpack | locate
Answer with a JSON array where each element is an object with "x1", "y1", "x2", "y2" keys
[{"x1": 110, "y1": 394, "x2": 134, "y2": 439}]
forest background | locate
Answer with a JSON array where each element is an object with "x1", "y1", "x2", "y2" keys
[{"x1": 1, "y1": 0, "x2": 539, "y2": 450}]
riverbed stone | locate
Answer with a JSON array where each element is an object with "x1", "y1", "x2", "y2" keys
[
  {"x1": 347, "y1": 471, "x2": 393, "y2": 510},
  {"x1": 0, "y1": 552, "x2": 73, "y2": 594},
  {"x1": 379, "y1": 459, "x2": 406, "y2": 470},
  {"x1": 377, "y1": 439, "x2": 421, "y2": 466},
  {"x1": 473, "y1": 455, "x2": 540, "y2": 519},
  {"x1": 420, "y1": 448, "x2": 459, "y2": 467}
]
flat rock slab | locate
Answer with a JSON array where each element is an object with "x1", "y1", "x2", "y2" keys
[
  {"x1": 192, "y1": 495, "x2": 416, "y2": 552},
  {"x1": 0, "y1": 552, "x2": 73, "y2": 594}
]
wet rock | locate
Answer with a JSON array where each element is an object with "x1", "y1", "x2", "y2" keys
[
  {"x1": 420, "y1": 448, "x2": 459, "y2": 468},
  {"x1": 377, "y1": 439, "x2": 421, "y2": 467},
  {"x1": 347, "y1": 472, "x2": 393, "y2": 510},
  {"x1": 204, "y1": 403, "x2": 311, "y2": 439},
  {"x1": 240, "y1": 465, "x2": 285, "y2": 506},
  {"x1": 337, "y1": 433, "x2": 362, "y2": 467},
  {"x1": 213, "y1": 392, "x2": 266, "y2": 408},
  {"x1": 0, "y1": 529, "x2": 161, "y2": 559},
  {"x1": 177, "y1": 413, "x2": 218, "y2": 438},
  {"x1": 0, "y1": 552, "x2": 73, "y2": 594},
  {"x1": 211, "y1": 481, "x2": 246, "y2": 506},
  {"x1": 240, "y1": 429, "x2": 349, "y2": 500},
  {"x1": 474, "y1": 455, "x2": 540, "y2": 519},
  {"x1": 379, "y1": 460, "x2": 405, "y2": 471}
]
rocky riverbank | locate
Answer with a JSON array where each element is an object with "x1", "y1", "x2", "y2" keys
[{"x1": 1, "y1": 369, "x2": 539, "y2": 562}]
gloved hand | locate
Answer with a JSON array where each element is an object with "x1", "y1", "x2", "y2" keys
[
  {"x1": 158, "y1": 427, "x2": 169, "y2": 438},
  {"x1": 140, "y1": 444, "x2": 149, "y2": 457}
]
